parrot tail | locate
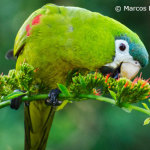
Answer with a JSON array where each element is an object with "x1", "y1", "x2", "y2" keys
[{"x1": 24, "y1": 101, "x2": 56, "y2": 150}]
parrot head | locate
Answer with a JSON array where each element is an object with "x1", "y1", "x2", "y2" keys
[{"x1": 100, "y1": 20, "x2": 149, "y2": 80}]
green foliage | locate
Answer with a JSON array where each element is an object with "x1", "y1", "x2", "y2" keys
[
  {"x1": 142, "y1": 103, "x2": 150, "y2": 110},
  {"x1": 2, "y1": 90, "x2": 26, "y2": 101},
  {"x1": 57, "y1": 84, "x2": 71, "y2": 97},
  {"x1": 17, "y1": 62, "x2": 35, "y2": 91},
  {"x1": 69, "y1": 73, "x2": 112, "y2": 96},
  {"x1": 144, "y1": 117, "x2": 150, "y2": 125},
  {"x1": 0, "y1": 63, "x2": 150, "y2": 126},
  {"x1": 0, "y1": 63, "x2": 150, "y2": 105},
  {"x1": 69, "y1": 73, "x2": 150, "y2": 105},
  {"x1": 0, "y1": 63, "x2": 39, "y2": 101}
]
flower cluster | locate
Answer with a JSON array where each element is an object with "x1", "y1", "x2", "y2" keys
[
  {"x1": 0, "y1": 63, "x2": 40, "y2": 100},
  {"x1": 0, "y1": 63, "x2": 150, "y2": 125},
  {"x1": 0, "y1": 63, "x2": 149, "y2": 107},
  {"x1": 114, "y1": 77, "x2": 150, "y2": 104},
  {"x1": 69, "y1": 72, "x2": 150, "y2": 104}
]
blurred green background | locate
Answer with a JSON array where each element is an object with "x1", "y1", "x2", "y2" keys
[{"x1": 0, "y1": 0, "x2": 150, "y2": 150}]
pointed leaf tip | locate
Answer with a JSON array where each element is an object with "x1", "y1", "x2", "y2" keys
[
  {"x1": 57, "y1": 84, "x2": 70, "y2": 97},
  {"x1": 142, "y1": 103, "x2": 149, "y2": 110},
  {"x1": 144, "y1": 117, "x2": 150, "y2": 125},
  {"x1": 109, "y1": 90, "x2": 117, "y2": 100},
  {"x1": 2, "y1": 91, "x2": 26, "y2": 101}
]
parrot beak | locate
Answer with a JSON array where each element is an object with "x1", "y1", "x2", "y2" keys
[
  {"x1": 100, "y1": 61, "x2": 141, "y2": 80},
  {"x1": 120, "y1": 62, "x2": 141, "y2": 80},
  {"x1": 99, "y1": 65, "x2": 120, "y2": 79}
]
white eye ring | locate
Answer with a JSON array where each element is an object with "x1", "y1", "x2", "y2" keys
[{"x1": 115, "y1": 39, "x2": 129, "y2": 53}]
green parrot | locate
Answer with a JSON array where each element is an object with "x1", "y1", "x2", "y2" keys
[{"x1": 11, "y1": 3, "x2": 149, "y2": 150}]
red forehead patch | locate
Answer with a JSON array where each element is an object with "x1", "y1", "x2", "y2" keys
[
  {"x1": 26, "y1": 24, "x2": 31, "y2": 36},
  {"x1": 32, "y1": 14, "x2": 42, "y2": 25},
  {"x1": 25, "y1": 14, "x2": 42, "y2": 36}
]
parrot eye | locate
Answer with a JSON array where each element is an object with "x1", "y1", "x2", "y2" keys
[
  {"x1": 115, "y1": 39, "x2": 129, "y2": 53},
  {"x1": 119, "y1": 43, "x2": 126, "y2": 51}
]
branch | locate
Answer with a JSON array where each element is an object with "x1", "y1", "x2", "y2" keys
[
  {"x1": 1, "y1": 93, "x2": 150, "y2": 117},
  {"x1": 0, "y1": 62, "x2": 150, "y2": 125}
]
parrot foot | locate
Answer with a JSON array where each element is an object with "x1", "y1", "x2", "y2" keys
[
  {"x1": 45, "y1": 88, "x2": 62, "y2": 106},
  {"x1": 10, "y1": 90, "x2": 24, "y2": 110},
  {"x1": 25, "y1": 101, "x2": 30, "y2": 107}
]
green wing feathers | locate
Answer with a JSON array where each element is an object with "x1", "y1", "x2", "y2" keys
[{"x1": 14, "y1": 3, "x2": 61, "y2": 56}]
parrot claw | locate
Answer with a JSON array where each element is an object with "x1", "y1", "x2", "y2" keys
[
  {"x1": 25, "y1": 101, "x2": 30, "y2": 107},
  {"x1": 45, "y1": 88, "x2": 62, "y2": 106},
  {"x1": 10, "y1": 89, "x2": 24, "y2": 110}
]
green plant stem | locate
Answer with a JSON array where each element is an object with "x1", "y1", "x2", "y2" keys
[
  {"x1": 0, "y1": 93, "x2": 150, "y2": 116},
  {"x1": 123, "y1": 103, "x2": 150, "y2": 116},
  {"x1": 0, "y1": 101, "x2": 11, "y2": 109},
  {"x1": 79, "y1": 94, "x2": 116, "y2": 104},
  {"x1": 0, "y1": 94, "x2": 49, "y2": 109}
]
